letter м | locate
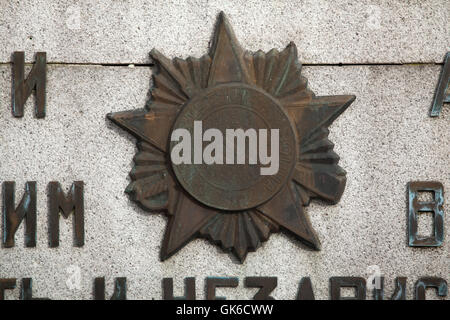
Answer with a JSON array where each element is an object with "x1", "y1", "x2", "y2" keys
[{"x1": 48, "y1": 181, "x2": 85, "y2": 247}]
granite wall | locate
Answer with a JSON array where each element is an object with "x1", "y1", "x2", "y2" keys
[{"x1": 0, "y1": 0, "x2": 448, "y2": 299}]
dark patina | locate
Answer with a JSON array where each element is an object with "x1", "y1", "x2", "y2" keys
[{"x1": 107, "y1": 12, "x2": 355, "y2": 262}]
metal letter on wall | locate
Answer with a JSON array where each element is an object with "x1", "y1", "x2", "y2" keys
[
  {"x1": 408, "y1": 181, "x2": 444, "y2": 247},
  {"x1": 0, "y1": 279, "x2": 16, "y2": 300},
  {"x1": 206, "y1": 277, "x2": 238, "y2": 300},
  {"x1": 107, "y1": 11, "x2": 355, "y2": 262},
  {"x1": 162, "y1": 277, "x2": 196, "y2": 300},
  {"x1": 94, "y1": 277, "x2": 127, "y2": 300},
  {"x1": 330, "y1": 277, "x2": 366, "y2": 300},
  {"x1": 431, "y1": 52, "x2": 450, "y2": 117},
  {"x1": 415, "y1": 277, "x2": 447, "y2": 300},
  {"x1": 372, "y1": 277, "x2": 407, "y2": 300},
  {"x1": 244, "y1": 277, "x2": 277, "y2": 300},
  {"x1": 48, "y1": 181, "x2": 85, "y2": 247},
  {"x1": 20, "y1": 278, "x2": 49, "y2": 300},
  {"x1": 296, "y1": 277, "x2": 315, "y2": 300},
  {"x1": 12, "y1": 51, "x2": 47, "y2": 118},
  {"x1": 2, "y1": 181, "x2": 37, "y2": 248}
]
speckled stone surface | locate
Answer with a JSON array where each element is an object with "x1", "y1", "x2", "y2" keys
[
  {"x1": 0, "y1": 64, "x2": 448, "y2": 299},
  {"x1": 0, "y1": 0, "x2": 448, "y2": 64}
]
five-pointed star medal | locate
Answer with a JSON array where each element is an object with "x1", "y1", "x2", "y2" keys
[{"x1": 107, "y1": 12, "x2": 355, "y2": 262}]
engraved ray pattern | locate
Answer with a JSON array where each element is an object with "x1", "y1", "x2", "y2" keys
[{"x1": 199, "y1": 210, "x2": 278, "y2": 262}]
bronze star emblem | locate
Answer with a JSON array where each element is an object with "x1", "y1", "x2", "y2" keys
[{"x1": 107, "y1": 12, "x2": 355, "y2": 262}]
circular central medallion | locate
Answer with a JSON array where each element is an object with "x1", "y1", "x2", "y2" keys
[{"x1": 170, "y1": 83, "x2": 297, "y2": 211}]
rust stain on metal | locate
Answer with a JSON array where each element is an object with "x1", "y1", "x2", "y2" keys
[{"x1": 107, "y1": 12, "x2": 355, "y2": 262}]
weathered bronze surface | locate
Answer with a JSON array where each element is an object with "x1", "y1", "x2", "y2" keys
[
  {"x1": 108, "y1": 12, "x2": 355, "y2": 262},
  {"x1": 2, "y1": 181, "x2": 37, "y2": 248},
  {"x1": 430, "y1": 52, "x2": 450, "y2": 117},
  {"x1": 0, "y1": 279, "x2": 16, "y2": 300},
  {"x1": 329, "y1": 277, "x2": 366, "y2": 300},
  {"x1": 415, "y1": 277, "x2": 447, "y2": 300},
  {"x1": 407, "y1": 181, "x2": 444, "y2": 247},
  {"x1": 206, "y1": 277, "x2": 239, "y2": 300},
  {"x1": 244, "y1": 277, "x2": 277, "y2": 300},
  {"x1": 372, "y1": 277, "x2": 406, "y2": 300},
  {"x1": 296, "y1": 277, "x2": 315, "y2": 300},
  {"x1": 163, "y1": 277, "x2": 196, "y2": 300},
  {"x1": 12, "y1": 51, "x2": 46, "y2": 118},
  {"x1": 48, "y1": 181, "x2": 85, "y2": 247},
  {"x1": 94, "y1": 277, "x2": 127, "y2": 300},
  {"x1": 20, "y1": 278, "x2": 49, "y2": 300},
  {"x1": 2, "y1": 181, "x2": 85, "y2": 248},
  {"x1": 170, "y1": 83, "x2": 297, "y2": 211}
]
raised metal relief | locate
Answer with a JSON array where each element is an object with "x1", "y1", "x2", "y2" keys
[
  {"x1": 12, "y1": 51, "x2": 46, "y2": 118},
  {"x1": 107, "y1": 12, "x2": 355, "y2": 262},
  {"x1": 407, "y1": 181, "x2": 444, "y2": 247},
  {"x1": 430, "y1": 52, "x2": 450, "y2": 117}
]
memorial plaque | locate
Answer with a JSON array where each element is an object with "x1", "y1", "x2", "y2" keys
[{"x1": 0, "y1": 2, "x2": 448, "y2": 303}]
